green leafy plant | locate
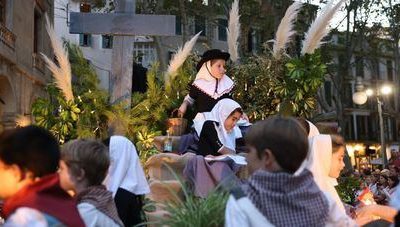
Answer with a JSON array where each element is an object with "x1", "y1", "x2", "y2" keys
[
  {"x1": 136, "y1": 129, "x2": 161, "y2": 165},
  {"x1": 140, "y1": 165, "x2": 229, "y2": 227},
  {"x1": 336, "y1": 176, "x2": 362, "y2": 205},
  {"x1": 231, "y1": 51, "x2": 326, "y2": 120},
  {"x1": 32, "y1": 44, "x2": 111, "y2": 143}
]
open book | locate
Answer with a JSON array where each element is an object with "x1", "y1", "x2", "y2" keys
[{"x1": 204, "y1": 154, "x2": 247, "y2": 165}]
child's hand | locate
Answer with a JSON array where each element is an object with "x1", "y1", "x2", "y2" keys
[{"x1": 178, "y1": 103, "x2": 187, "y2": 117}]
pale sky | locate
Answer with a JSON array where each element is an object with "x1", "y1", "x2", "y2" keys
[{"x1": 298, "y1": 0, "x2": 393, "y2": 31}]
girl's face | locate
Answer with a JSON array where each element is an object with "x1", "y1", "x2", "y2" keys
[
  {"x1": 58, "y1": 160, "x2": 78, "y2": 192},
  {"x1": 329, "y1": 146, "x2": 345, "y2": 178},
  {"x1": 209, "y1": 59, "x2": 226, "y2": 79},
  {"x1": 379, "y1": 176, "x2": 387, "y2": 185},
  {"x1": 224, "y1": 111, "x2": 242, "y2": 132}
]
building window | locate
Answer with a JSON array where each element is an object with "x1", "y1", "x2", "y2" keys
[
  {"x1": 80, "y1": 3, "x2": 91, "y2": 12},
  {"x1": 102, "y1": 35, "x2": 113, "y2": 49},
  {"x1": 34, "y1": 9, "x2": 43, "y2": 53},
  {"x1": 195, "y1": 16, "x2": 206, "y2": 36},
  {"x1": 133, "y1": 43, "x2": 156, "y2": 68},
  {"x1": 344, "y1": 83, "x2": 353, "y2": 108},
  {"x1": 356, "y1": 115, "x2": 370, "y2": 140},
  {"x1": 175, "y1": 16, "x2": 182, "y2": 35},
  {"x1": 217, "y1": 19, "x2": 227, "y2": 41},
  {"x1": 373, "y1": 59, "x2": 380, "y2": 79},
  {"x1": 79, "y1": 34, "x2": 91, "y2": 47},
  {"x1": 324, "y1": 81, "x2": 332, "y2": 106},
  {"x1": 344, "y1": 115, "x2": 355, "y2": 140},
  {"x1": 387, "y1": 60, "x2": 393, "y2": 81},
  {"x1": 0, "y1": 0, "x2": 5, "y2": 24},
  {"x1": 355, "y1": 56, "x2": 364, "y2": 78},
  {"x1": 248, "y1": 28, "x2": 261, "y2": 54}
]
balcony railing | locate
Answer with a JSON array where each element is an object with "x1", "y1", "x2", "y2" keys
[
  {"x1": 0, "y1": 23, "x2": 16, "y2": 50},
  {"x1": 32, "y1": 53, "x2": 45, "y2": 73}
]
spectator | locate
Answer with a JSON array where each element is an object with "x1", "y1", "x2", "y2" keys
[
  {"x1": 59, "y1": 139, "x2": 123, "y2": 227},
  {"x1": 225, "y1": 116, "x2": 331, "y2": 226},
  {"x1": 0, "y1": 126, "x2": 84, "y2": 226}
]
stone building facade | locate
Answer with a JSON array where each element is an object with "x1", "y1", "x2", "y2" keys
[{"x1": 0, "y1": 0, "x2": 54, "y2": 131}]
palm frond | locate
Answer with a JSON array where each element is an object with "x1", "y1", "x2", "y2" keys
[
  {"x1": 227, "y1": 0, "x2": 240, "y2": 62},
  {"x1": 166, "y1": 32, "x2": 201, "y2": 84},
  {"x1": 41, "y1": 14, "x2": 74, "y2": 101},
  {"x1": 272, "y1": 2, "x2": 302, "y2": 58},
  {"x1": 301, "y1": 0, "x2": 345, "y2": 55}
]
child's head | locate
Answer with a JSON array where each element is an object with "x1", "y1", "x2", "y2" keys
[
  {"x1": 378, "y1": 175, "x2": 388, "y2": 186},
  {"x1": 328, "y1": 134, "x2": 346, "y2": 178},
  {"x1": 196, "y1": 49, "x2": 230, "y2": 76},
  {"x1": 245, "y1": 116, "x2": 308, "y2": 174},
  {"x1": 224, "y1": 107, "x2": 243, "y2": 132},
  {"x1": 59, "y1": 139, "x2": 109, "y2": 193},
  {"x1": 211, "y1": 99, "x2": 242, "y2": 133},
  {"x1": 0, "y1": 126, "x2": 60, "y2": 199},
  {"x1": 296, "y1": 117, "x2": 310, "y2": 136},
  {"x1": 388, "y1": 175, "x2": 399, "y2": 188}
]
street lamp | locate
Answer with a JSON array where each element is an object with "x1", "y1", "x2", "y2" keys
[{"x1": 352, "y1": 78, "x2": 392, "y2": 168}]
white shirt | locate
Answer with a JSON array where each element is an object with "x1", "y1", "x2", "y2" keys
[
  {"x1": 224, "y1": 193, "x2": 357, "y2": 227},
  {"x1": 4, "y1": 207, "x2": 54, "y2": 227},
  {"x1": 77, "y1": 203, "x2": 121, "y2": 227}
]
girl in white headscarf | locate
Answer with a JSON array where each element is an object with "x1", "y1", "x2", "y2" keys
[
  {"x1": 183, "y1": 99, "x2": 244, "y2": 197},
  {"x1": 103, "y1": 136, "x2": 150, "y2": 227},
  {"x1": 193, "y1": 98, "x2": 243, "y2": 157},
  {"x1": 304, "y1": 134, "x2": 358, "y2": 226}
]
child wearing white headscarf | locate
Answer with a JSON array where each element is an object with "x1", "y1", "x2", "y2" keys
[
  {"x1": 193, "y1": 98, "x2": 243, "y2": 157},
  {"x1": 302, "y1": 134, "x2": 357, "y2": 226},
  {"x1": 183, "y1": 99, "x2": 244, "y2": 197},
  {"x1": 103, "y1": 136, "x2": 150, "y2": 227}
]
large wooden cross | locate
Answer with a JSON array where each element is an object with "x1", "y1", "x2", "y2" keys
[{"x1": 69, "y1": 0, "x2": 175, "y2": 105}]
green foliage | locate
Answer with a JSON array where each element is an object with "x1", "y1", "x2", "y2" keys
[
  {"x1": 163, "y1": 190, "x2": 229, "y2": 227},
  {"x1": 336, "y1": 176, "x2": 362, "y2": 205},
  {"x1": 129, "y1": 56, "x2": 195, "y2": 138},
  {"x1": 32, "y1": 85, "x2": 80, "y2": 143},
  {"x1": 144, "y1": 165, "x2": 229, "y2": 227},
  {"x1": 136, "y1": 129, "x2": 161, "y2": 166},
  {"x1": 32, "y1": 43, "x2": 111, "y2": 143},
  {"x1": 232, "y1": 51, "x2": 326, "y2": 120}
]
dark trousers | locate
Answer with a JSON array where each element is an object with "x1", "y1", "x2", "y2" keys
[{"x1": 114, "y1": 188, "x2": 144, "y2": 227}]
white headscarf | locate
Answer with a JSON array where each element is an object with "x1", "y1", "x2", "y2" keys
[
  {"x1": 306, "y1": 135, "x2": 345, "y2": 212},
  {"x1": 294, "y1": 120, "x2": 320, "y2": 175},
  {"x1": 104, "y1": 135, "x2": 150, "y2": 196},
  {"x1": 193, "y1": 98, "x2": 241, "y2": 150},
  {"x1": 308, "y1": 120, "x2": 320, "y2": 138},
  {"x1": 192, "y1": 61, "x2": 234, "y2": 99}
]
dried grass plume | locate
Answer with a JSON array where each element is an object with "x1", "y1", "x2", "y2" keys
[
  {"x1": 227, "y1": 0, "x2": 240, "y2": 62},
  {"x1": 272, "y1": 2, "x2": 302, "y2": 58},
  {"x1": 15, "y1": 115, "x2": 32, "y2": 127},
  {"x1": 301, "y1": 0, "x2": 345, "y2": 55},
  {"x1": 41, "y1": 14, "x2": 74, "y2": 101},
  {"x1": 166, "y1": 31, "x2": 201, "y2": 84}
]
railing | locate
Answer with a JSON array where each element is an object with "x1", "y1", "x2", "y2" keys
[
  {"x1": 0, "y1": 23, "x2": 16, "y2": 50},
  {"x1": 32, "y1": 52, "x2": 45, "y2": 73}
]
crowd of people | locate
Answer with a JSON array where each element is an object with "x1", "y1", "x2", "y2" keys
[{"x1": 1, "y1": 49, "x2": 400, "y2": 226}]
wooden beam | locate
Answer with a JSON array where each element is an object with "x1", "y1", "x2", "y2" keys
[{"x1": 69, "y1": 13, "x2": 176, "y2": 36}]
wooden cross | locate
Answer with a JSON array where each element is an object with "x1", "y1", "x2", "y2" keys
[{"x1": 69, "y1": 0, "x2": 175, "y2": 105}]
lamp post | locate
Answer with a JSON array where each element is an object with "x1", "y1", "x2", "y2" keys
[{"x1": 352, "y1": 78, "x2": 392, "y2": 168}]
